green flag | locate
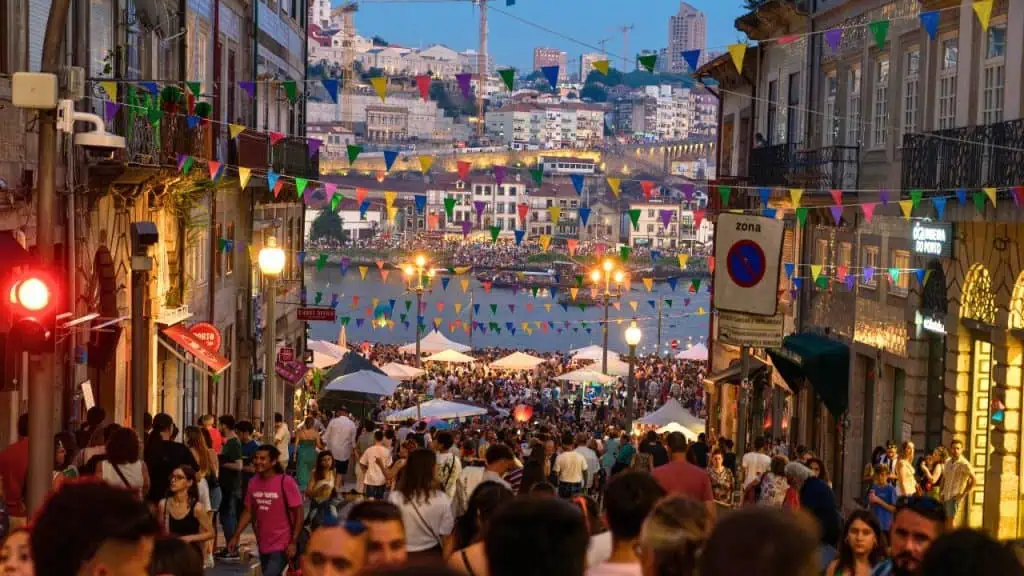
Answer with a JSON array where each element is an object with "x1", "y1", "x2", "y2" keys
[
  {"x1": 628, "y1": 209, "x2": 641, "y2": 230},
  {"x1": 719, "y1": 185, "x2": 732, "y2": 206},
  {"x1": 498, "y1": 68, "x2": 515, "y2": 91},
  {"x1": 973, "y1": 190, "x2": 986, "y2": 214},
  {"x1": 444, "y1": 197, "x2": 456, "y2": 220},
  {"x1": 405, "y1": 300, "x2": 412, "y2": 311},
  {"x1": 490, "y1": 304, "x2": 498, "y2": 315},
  {"x1": 691, "y1": 278, "x2": 702, "y2": 291},
  {"x1": 490, "y1": 225, "x2": 500, "y2": 242},
  {"x1": 316, "y1": 253, "x2": 328, "y2": 271},
  {"x1": 340, "y1": 316, "x2": 351, "y2": 326},
  {"x1": 314, "y1": 292, "x2": 323, "y2": 304},
  {"x1": 796, "y1": 207, "x2": 808, "y2": 227},
  {"x1": 295, "y1": 177, "x2": 309, "y2": 199},
  {"x1": 181, "y1": 156, "x2": 194, "y2": 175},
  {"x1": 575, "y1": 275, "x2": 583, "y2": 288},
  {"x1": 815, "y1": 275, "x2": 828, "y2": 290},
  {"x1": 665, "y1": 299, "x2": 673, "y2": 308},
  {"x1": 868, "y1": 19, "x2": 889, "y2": 49},
  {"x1": 637, "y1": 54, "x2": 657, "y2": 72},
  {"x1": 346, "y1": 144, "x2": 362, "y2": 165},
  {"x1": 147, "y1": 108, "x2": 163, "y2": 124},
  {"x1": 400, "y1": 313, "x2": 407, "y2": 323},
  {"x1": 489, "y1": 322, "x2": 498, "y2": 330},
  {"x1": 330, "y1": 194, "x2": 341, "y2": 212},
  {"x1": 283, "y1": 80, "x2": 298, "y2": 103},
  {"x1": 529, "y1": 168, "x2": 543, "y2": 186},
  {"x1": 578, "y1": 304, "x2": 586, "y2": 313},
  {"x1": 909, "y1": 189, "x2": 923, "y2": 209},
  {"x1": 620, "y1": 245, "x2": 631, "y2": 262},
  {"x1": 532, "y1": 287, "x2": 539, "y2": 297},
  {"x1": 186, "y1": 81, "x2": 201, "y2": 96}
]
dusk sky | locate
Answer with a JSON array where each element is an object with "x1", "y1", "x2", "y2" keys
[{"x1": 351, "y1": 0, "x2": 747, "y2": 72}]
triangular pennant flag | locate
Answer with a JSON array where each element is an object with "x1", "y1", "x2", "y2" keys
[
  {"x1": 238, "y1": 167, "x2": 252, "y2": 190},
  {"x1": 295, "y1": 177, "x2": 309, "y2": 199},
  {"x1": 629, "y1": 301, "x2": 638, "y2": 312},
  {"x1": 864, "y1": 267, "x2": 875, "y2": 284},
  {"x1": 541, "y1": 65, "x2": 559, "y2": 87},
  {"x1": 620, "y1": 245, "x2": 631, "y2": 262},
  {"x1": 868, "y1": 19, "x2": 890, "y2": 49},
  {"x1": 567, "y1": 239, "x2": 579, "y2": 256},
  {"x1": 384, "y1": 191, "x2": 397, "y2": 209},
  {"x1": 607, "y1": 177, "x2": 621, "y2": 197},
  {"x1": 494, "y1": 165, "x2": 507, "y2": 187},
  {"x1": 570, "y1": 174, "x2": 584, "y2": 195},
  {"x1": 309, "y1": 139, "x2": 323, "y2": 158},
  {"x1": 383, "y1": 150, "x2": 399, "y2": 171},
  {"x1": 186, "y1": 115, "x2": 200, "y2": 130},
  {"x1": 370, "y1": 77, "x2": 388, "y2": 101},
  {"x1": 99, "y1": 80, "x2": 118, "y2": 102},
  {"x1": 347, "y1": 144, "x2": 362, "y2": 165},
  {"x1": 355, "y1": 187, "x2": 368, "y2": 205},
  {"x1": 529, "y1": 168, "x2": 543, "y2": 186},
  {"x1": 444, "y1": 197, "x2": 456, "y2": 220},
  {"x1": 899, "y1": 199, "x2": 913, "y2": 220},
  {"x1": 641, "y1": 180, "x2": 655, "y2": 200},
  {"x1": 474, "y1": 200, "x2": 487, "y2": 220},
  {"x1": 793, "y1": 278, "x2": 804, "y2": 290},
  {"x1": 548, "y1": 206, "x2": 561, "y2": 223},
  {"x1": 973, "y1": 190, "x2": 987, "y2": 213},
  {"x1": 316, "y1": 253, "x2": 328, "y2": 271},
  {"x1": 810, "y1": 264, "x2": 823, "y2": 280},
  {"x1": 359, "y1": 266, "x2": 368, "y2": 280},
  {"x1": 238, "y1": 81, "x2": 255, "y2": 98},
  {"x1": 648, "y1": 300, "x2": 657, "y2": 310},
  {"x1": 984, "y1": 187, "x2": 997, "y2": 207},
  {"x1": 681, "y1": 49, "x2": 700, "y2": 73},
  {"x1": 642, "y1": 278, "x2": 654, "y2": 292},
  {"x1": 415, "y1": 75, "x2": 431, "y2": 100},
  {"x1": 727, "y1": 43, "x2": 747, "y2": 74},
  {"x1": 359, "y1": 200, "x2": 370, "y2": 218},
  {"x1": 916, "y1": 269, "x2": 926, "y2": 285},
  {"x1": 441, "y1": 277, "x2": 450, "y2": 291},
  {"x1": 461, "y1": 220, "x2": 472, "y2": 237},
  {"x1": 888, "y1": 268, "x2": 900, "y2": 285},
  {"x1": 539, "y1": 235, "x2": 552, "y2": 251},
  {"x1": 830, "y1": 205, "x2": 843, "y2": 225},
  {"x1": 862, "y1": 202, "x2": 877, "y2": 223},
  {"x1": 667, "y1": 277, "x2": 678, "y2": 291},
  {"x1": 489, "y1": 303, "x2": 498, "y2": 315},
  {"x1": 1014, "y1": 186, "x2": 1024, "y2": 207},
  {"x1": 103, "y1": 101, "x2": 120, "y2": 121},
  {"x1": 815, "y1": 276, "x2": 828, "y2": 290},
  {"x1": 229, "y1": 123, "x2": 245, "y2": 139},
  {"x1": 930, "y1": 196, "x2": 947, "y2": 220},
  {"x1": 790, "y1": 188, "x2": 803, "y2": 207},
  {"x1": 659, "y1": 210, "x2": 673, "y2": 228},
  {"x1": 718, "y1": 185, "x2": 731, "y2": 206},
  {"x1": 830, "y1": 189, "x2": 843, "y2": 206},
  {"x1": 266, "y1": 170, "x2": 281, "y2": 193},
  {"x1": 956, "y1": 188, "x2": 968, "y2": 206},
  {"x1": 973, "y1": 0, "x2": 993, "y2": 31},
  {"x1": 186, "y1": 81, "x2": 201, "y2": 97},
  {"x1": 414, "y1": 194, "x2": 427, "y2": 214},
  {"x1": 455, "y1": 73, "x2": 472, "y2": 98},
  {"x1": 693, "y1": 210, "x2": 705, "y2": 230},
  {"x1": 637, "y1": 54, "x2": 657, "y2": 73},
  {"x1": 628, "y1": 209, "x2": 641, "y2": 230},
  {"x1": 516, "y1": 203, "x2": 530, "y2": 226},
  {"x1": 207, "y1": 160, "x2": 222, "y2": 180},
  {"x1": 758, "y1": 187, "x2": 771, "y2": 206},
  {"x1": 418, "y1": 155, "x2": 434, "y2": 174},
  {"x1": 784, "y1": 263, "x2": 795, "y2": 278},
  {"x1": 457, "y1": 161, "x2": 471, "y2": 180},
  {"x1": 322, "y1": 78, "x2": 339, "y2": 103},
  {"x1": 498, "y1": 68, "x2": 515, "y2": 91},
  {"x1": 910, "y1": 189, "x2": 923, "y2": 210},
  {"x1": 579, "y1": 207, "x2": 591, "y2": 226},
  {"x1": 386, "y1": 206, "x2": 398, "y2": 223},
  {"x1": 514, "y1": 230, "x2": 525, "y2": 245},
  {"x1": 139, "y1": 81, "x2": 159, "y2": 95},
  {"x1": 593, "y1": 60, "x2": 609, "y2": 75},
  {"x1": 177, "y1": 154, "x2": 192, "y2": 174},
  {"x1": 269, "y1": 132, "x2": 285, "y2": 146},
  {"x1": 678, "y1": 254, "x2": 689, "y2": 269},
  {"x1": 570, "y1": 287, "x2": 579, "y2": 301},
  {"x1": 824, "y1": 28, "x2": 843, "y2": 52},
  {"x1": 489, "y1": 226, "x2": 500, "y2": 242},
  {"x1": 796, "y1": 207, "x2": 809, "y2": 227},
  {"x1": 282, "y1": 80, "x2": 297, "y2": 103},
  {"x1": 920, "y1": 11, "x2": 939, "y2": 39}
]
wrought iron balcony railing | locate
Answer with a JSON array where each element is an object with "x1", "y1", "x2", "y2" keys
[
  {"x1": 901, "y1": 119, "x2": 1024, "y2": 192},
  {"x1": 122, "y1": 105, "x2": 212, "y2": 167},
  {"x1": 749, "y1": 143, "x2": 795, "y2": 187},
  {"x1": 749, "y1": 143, "x2": 859, "y2": 190},
  {"x1": 272, "y1": 136, "x2": 320, "y2": 181}
]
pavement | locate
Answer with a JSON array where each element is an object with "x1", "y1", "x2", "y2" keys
[{"x1": 206, "y1": 528, "x2": 260, "y2": 576}]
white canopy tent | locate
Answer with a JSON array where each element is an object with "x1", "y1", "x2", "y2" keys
[
  {"x1": 656, "y1": 422, "x2": 700, "y2": 441},
  {"x1": 308, "y1": 339, "x2": 348, "y2": 361},
  {"x1": 489, "y1": 351, "x2": 547, "y2": 371},
  {"x1": 379, "y1": 362, "x2": 426, "y2": 381},
  {"x1": 311, "y1": 350, "x2": 341, "y2": 370},
  {"x1": 385, "y1": 399, "x2": 488, "y2": 422},
  {"x1": 323, "y1": 370, "x2": 400, "y2": 396},
  {"x1": 424, "y1": 349, "x2": 477, "y2": 364},
  {"x1": 675, "y1": 343, "x2": 709, "y2": 361},
  {"x1": 399, "y1": 330, "x2": 471, "y2": 355},
  {"x1": 636, "y1": 399, "x2": 705, "y2": 436},
  {"x1": 598, "y1": 356, "x2": 632, "y2": 377},
  {"x1": 555, "y1": 368, "x2": 617, "y2": 385},
  {"x1": 570, "y1": 344, "x2": 620, "y2": 363}
]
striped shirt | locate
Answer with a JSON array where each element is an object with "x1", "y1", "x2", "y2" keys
[{"x1": 940, "y1": 455, "x2": 973, "y2": 501}]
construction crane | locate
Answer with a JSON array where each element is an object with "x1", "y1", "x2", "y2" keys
[
  {"x1": 332, "y1": 1, "x2": 358, "y2": 128},
  {"x1": 597, "y1": 36, "x2": 613, "y2": 58},
  {"x1": 615, "y1": 24, "x2": 634, "y2": 72},
  {"x1": 473, "y1": 0, "x2": 488, "y2": 140}
]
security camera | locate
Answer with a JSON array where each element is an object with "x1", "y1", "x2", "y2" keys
[
  {"x1": 56, "y1": 100, "x2": 126, "y2": 154},
  {"x1": 131, "y1": 221, "x2": 159, "y2": 253}
]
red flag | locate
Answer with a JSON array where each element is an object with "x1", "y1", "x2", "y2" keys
[
  {"x1": 270, "y1": 132, "x2": 285, "y2": 145},
  {"x1": 356, "y1": 187, "x2": 368, "y2": 204},
  {"x1": 708, "y1": 256, "x2": 715, "y2": 273},
  {"x1": 457, "y1": 161, "x2": 471, "y2": 181},
  {"x1": 525, "y1": 303, "x2": 533, "y2": 312},
  {"x1": 830, "y1": 189, "x2": 843, "y2": 205},
  {"x1": 428, "y1": 214, "x2": 439, "y2": 229},
  {"x1": 1014, "y1": 186, "x2": 1024, "y2": 207},
  {"x1": 415, "y1": 75, "x2": 431, "y2": 100},
  {"x1": 272, "y1": 179, "x2": 284, "y2": 198},
  {"x1": 375, "y1": 259, "x2": 385, "y2": 270},
  {"x1": 693, "y1": 210, "x2": 705, "y2": 230},
  {"x1": 482, "y1": 281, "x2": 492, "y2": 293},
  {"x1": 436, "y1": 302, "x2": 445, "y2": 312},
  {"x1": 352, "y1": 295, "x2": 360, "y2": 307},
  {"x1": 567, "y1": 239, "x2": 579, "y2": 256},
  {"x1": 641, "y1": 180, "x2": 655, "y2": 200},
  {"x1": 517, "y1": 202, "x2": 529, "y2": 225}
]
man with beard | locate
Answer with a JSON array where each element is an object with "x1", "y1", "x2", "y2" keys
[{"x1": 871, "y1": 496, "x2": 947, "y2": 576}]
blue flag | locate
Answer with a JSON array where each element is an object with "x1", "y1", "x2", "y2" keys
[
  {"x1": 549, "y1": 286, "x2": 557, "y2": 298},
  {"x1": 920, "y1": 11, "x2": 939, "y2": 39},
  {"x1": 680, "y1": 49, "x2": 700, "y2": 73},
  {"x1": 356, "y1": 318, "x2": 364, "y2": 328},
  {"x1": 578, "y1": 207, "x2": 591, "y2": 226},
  {"x1": 140, "y1": 81, "x2": 160, "y2": 95},
  {"x1": 322, "y1": 78, "x2": 340, "y2": 103},
  {"x1": 759, "y1": 187, "x2": 771, "y2": 206},
  {"x1": 186, "y1": 115, "x2": 199, "y2": 129},
  {"x1": 784, "y1": 262, "x2": 795, "y2": 278},
  {"x1": 931, "y1": 197, "x2": 947, "y2": 220},
  {"x1": 541, "y1": 65, "x2": 559, "y2": 87},
  {"x1": 956, "y1": 188, "x2": 968, "y2": 205},
  {"x1": 560, "y1": 302, "x2": 568, "y2": 312},
  {"x1": 667, "y1": 277, "x2": 678, "y2": 291},
  {"x1": 414, "y1": 194, "x2": 427, "y2": 214},
  {"x1": 267, "y1": 171, "x2": 280, "y2": 191},
  {"x1": 650, "y1": 250, "x2": 660, "y2": 263},
  {"x1": 793, "y1": 278, "x2": 804, "y2": 289},
  {"x1": 763, "y1": 208, "x2": 777, "y2": 219},
  {"x1": 359, "y1": 200, "x2": 370, "y2": 218},
  {"x1": 514, "y1": 230, "x2": 525, "y2": 245},
  {"x1": 441, "y1": 277, "x2": 450, "y2": 290},
  {"x1": 297, "y1": 251, "x2": 306, "y2": 266},
  {"x1": 473, "y1": 304, "x2": 480, "y2": 315},
  {"x1": 648, "y1": 300, "x2": 657, "y2": 309},
  {"x1": 570, "y1": 174, "x2": 584, "y2": 195},
  {"x1": 916, "y1": 269, "x2": 927, "y2": 285},
  {"x1": 383, "y1": 150, "x2": 399, "y2": 171}
]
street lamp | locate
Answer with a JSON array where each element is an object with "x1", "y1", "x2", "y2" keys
[
  {"x1": 403, "y1": 253, "x2": 430, "y2": 366},
  {"x1": 624, "y1": 320, "x2": 642, "y2": 433},
  {"x1": 258, "y1": 236, "x2": 286, "y2": 437},
  {"x1": 591, "y1": 257, "x2": 626, "y2": 374}
]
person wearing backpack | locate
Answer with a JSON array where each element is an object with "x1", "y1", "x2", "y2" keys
[{"x1": 227, "y1": 444, "x2": 303, "y2": 576}]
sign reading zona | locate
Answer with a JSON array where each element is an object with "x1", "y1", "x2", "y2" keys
[{"x1": 713, "y1": 213, "x2": 784, "y2": 316}]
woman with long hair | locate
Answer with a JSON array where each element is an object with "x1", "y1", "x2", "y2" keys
[
  {"x1": 388, "y1": 448, "x2": 455, "y2": 561},
  {"x1": 518, "y1": 443, "x2": 548, "y2": 496},
  {"x1": 638, "y1": 495, "x2": 712, "y2": 576},
  {"x1": 0, "y1": 529, "x2": 33, "y2": 576},
  {"x1": 307, "y1": 450, "x2": 340, "y2": 503},
  {"x1": 52, "y1": 433, "x2": 78, "y2": 487},
  {"x1": 825, "y1": 510, "x2": 885, "y2": 576},
  {"x1": 184, "y1": 426, "x2": 219, "y2": 568},
  {"x1": 157, "y1": 466, "x2": 214, "y2": 555},
  {"x1": 294, "y1": 416, "x2": 323, "y2": 491},
  {"x1": 144, "y1": 413, "x2": 198, "y2": 505},
  {"x1": 149, "y1": 535, "x2": 204, "y2": 576},
  {"x1": 896, "y1": 442, "x2": 918, "y2": 496},
  {"x1": 100, "y1": 426, "x2": 149, "y2": 498},
  {"x1": 447, "y1": 481, "x2": 514, "y2": 576},
  {"x1": 707, "y1": 449, "x2": 734, "y2": 509},
  {"x1": 757, "y1": 456, "x2": 790, "y2": 507}
]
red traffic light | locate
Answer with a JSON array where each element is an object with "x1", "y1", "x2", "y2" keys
[
  {"x1": 3, "y1": 269, "x2": 60, "y2": 354},
  {"x1": 10, "y1": 277, "x2": 51, "y2": 312}
]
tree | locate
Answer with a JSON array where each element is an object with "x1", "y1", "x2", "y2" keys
[
  {"x1": 566, "y1": 91, "x2": 578, "y2": 99},
  {"x1": 579, "y1": 84, "x2": 607, "y2": 102},
  {"x1": 310, "y1": 209, "x2": 346, "y2": 244},
  {"x1": 371, "y1": 35, "x2": 389, "y2": 46}
]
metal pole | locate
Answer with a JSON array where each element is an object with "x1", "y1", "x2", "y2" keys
[
  {"x1": 656, "y1": 300, "x2": 663, "y2": 356},
  {"x1": 263, "y1": 276, "x2": 277, "y2": 438},
  {"x1": 28, "y1": 0, "x2": 71, "y2": 515},
  {"x1": 602, "y1": 296, "x2": 609, "y2": 374},
  {"x1": 130, "y1": 265, "x2": 150, "y2": 439},
  {"x1": 415, "y1": 287, "x2": 422, "y2": 366},
  {"x1": 468, "y1": 289, "x2": 474, "y2": 347},
  {"x1": 736, "y1": 346, "x2": 751, "y2": 459},
  {"x1": 625, "y1": 344, "x2": 636, "y2": 433}
]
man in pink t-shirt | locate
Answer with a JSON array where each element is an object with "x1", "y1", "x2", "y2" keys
[
  {"x1": 228, "y1": 444, "x2": 303, "y2": 576},
  {"x1": 651, "y1": 432, "x2": 715, "y2": 520}
]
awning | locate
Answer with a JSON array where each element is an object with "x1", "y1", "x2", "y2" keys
[
  {"x1": 276, "y1": 360, "x2": 309, "y2": 385},
  {"x1": 159, "y1": 324, "x2": 230, "y2": 375},
  {"x1": 703, "y1": 357, "x2": 768, "y2": 387},
  {"x1": 767, "y1": 333, "x2": 849, "y2": 415}
]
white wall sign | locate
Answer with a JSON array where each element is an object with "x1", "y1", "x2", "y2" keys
[
  {"x1": 911, "y1": 222, "x2": 952, "y2": 258},
  {"x1": 713, "y1": 213, "x2": 784, "y2": 316}
]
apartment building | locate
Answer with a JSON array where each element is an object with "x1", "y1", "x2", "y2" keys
[
  {"x1": 533, "y1": 47, "x2": 568, "y2": 83},
  {"x1": 484, "y1": 102, "x2": 607, "y2": 149}
]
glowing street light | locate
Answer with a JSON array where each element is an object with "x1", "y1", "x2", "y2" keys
[
  {"x1": 590, "y1": 258, "x2": 627, "y2": 374},
  {"x1": 258, "y1": 236, "x2": 287, "y2": 434},
  {"x1": 624, "y1": 320, "x2": 643, "y2": 432}
]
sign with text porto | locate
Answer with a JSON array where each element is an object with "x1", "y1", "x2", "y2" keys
[
  {"x1": 713, "y1": 213, "x2": 784, "y2": 316},
  {"x1": 297, "y1": 307, "x2": 337, "y2": 322},
  {"x1": 189, "y1": 322, "x2": 222, "y2": 352}
]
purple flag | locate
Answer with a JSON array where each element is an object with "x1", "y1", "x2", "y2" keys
[
  {"x1": 659, "y1": 209, "x2": 673, "y2": 228},
  {"x1": 307, "y1": 138, "x2": 322, "y2": 158},
  {"x1": 238, "y1": 81, "x2": 256, "y2": 99},
  {"x1": 880, "y1": 189, "x2": 890, "y2": 206},
  {"x1": 864, "y1": 266, "x2": 875, "y2": 284},
  {"x1": 461, "y1": 220, "x2": 472, "y2": 237},
  {"x1": 824, "y1": 29, "x2": 842, "y2": 52},
  {"x1": 104, "y1": 101, "x2": 121, "y2": 121},
  {"x1": 341, "y1": 257, "x2": 350, "y2": 274},
  {"x1": 845, "y1": 275, "x2": 856, "y2": 291},
  {"x1": 830, "y1": 205, "x2": 843, "y2": 225},
  {"x1": 682, "y1": 183, "x2": 695, "y2": 202},
  {"x1": 455, "y1": 73, "x2": 472, "y2": 98},
  {"x1": 494, "y1": 165, "x2": 507, "y2": 187},
  {"x1": 473, "y1": 200, "x2": 486, "y2": 219}
]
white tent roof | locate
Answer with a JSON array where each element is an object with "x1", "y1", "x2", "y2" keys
[
  {"x1": 424, "y1": 349, "x2": 477, "y2": 363},
  {"x1": 379, "y1": 362, "x2": 426, "y2": 381},
  {"x1": 555, "y1": 368, "x2": 617, "y2": 384},
  {"x1": 323, "y1": 370, "x2": 400, "y2": 396},
  {"x1": 676, "y1": 343, "x2": 709, "y2": 361},
  {"x1": 656, "y1": 422, "x2": 700, "y2": 441},
  {"x1": 385, "y1": 399, "x2": 488, "y2": 422},
  {"x1": 308, "y1": 339, "x2": 348, "y2": 360},
  {"x1": 399, "y1": 330, "x2": 471, "y2": 354},
  {"x1": 598, "y1": 356, "x2": 632, "y2": 377},
  {"x1": 637, "y1": 399, "x2": 705, "y2": 435},
  {"x1": 571, "y1": 344, "x2": 620, "y2": 363},
  {"x1": 311, "y1": 350, "x2": 341, "y2": 369},
  {"x1": 489, "y1": 351, "x2": 547, "y2": 371}
]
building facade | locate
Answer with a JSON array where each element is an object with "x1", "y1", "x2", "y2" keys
[
  {"x1": 533, "y1": 47, "x2": 568, "y2": 83},
  {"x1": 668, "y1": 2, "x2": 707, "y2": 74}
]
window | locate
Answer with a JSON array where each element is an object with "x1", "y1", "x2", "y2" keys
[
  {"x1": 214, "y1": 223, "x2": 223, "y2": 278},
  {"x1": 872, "y1": 58, "x2": 888, "y2": 148},
  {"x1": 890, "y1": 250, "x2": 910, "y2": 297},
  {"x1": 766, "y1": 80, "x2": 778, "y2": 145},
  {"x1": 648, "y1": 209, "x2": 655, "y2": 218},
  {"x1": 647, "y1": 224, "x2": 655, "y2": 233},
  {"x1": 861, "y1": 246, "x2": 879, "y2": 288},
  {"x1": 496, "y1": 203, "x2": 504, "y2": 214},
  {"x1": 786, "y1": 72, "x2": 800, "y2": 144},
  {"x1": 226, "y1": 222, "x2": 235, "y2": 275},
  {"x1": 823, "y1": 71, "x2": 838, "y2": 147},
  {"x1": 980, "y1": 23, "x2": 1006, "y2": 126},
  {"x1": 902, "y1": 49, "x2": 919, "y2": 136},
  {"x1": 936, "y1": 37, "x2": 958, "y2": 130},
  {"x1": 192, "y1": 30, "x2": 209, "y2": 94},
  {"x1": 186, "y1": 228, "x2": 209, "y2": 287},
  {"x1": 815, "y1": 238, "x2": 830, "y2": 270},
  {"x1": 497, "y1": 187, "x2": 505, "y2": 196},
  {"x1": 839, "y1": 242, "x2": 853, "y2": 270},
  {"x1": 847, "y1": 66, "x2": 861, "y2": 146}
]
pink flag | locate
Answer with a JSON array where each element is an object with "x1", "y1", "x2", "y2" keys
[{"x1": 862, "y1": 202, "x2": 877, "y2": 223}]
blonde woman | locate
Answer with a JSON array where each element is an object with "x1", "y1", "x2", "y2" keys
[
  {"x1": 896, "y1": 441, "x2": 918, "y2": 497},
  {"x1": 638, "y1": 495, "x2": 712, "y2": 576}
]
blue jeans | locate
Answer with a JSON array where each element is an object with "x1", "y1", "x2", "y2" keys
[
  {"x1": 220, "y1": 491, "x2": 240, "y2": 544},
  {"x1": 260, "y1": 551, "x2": 289, "y2": 576},
  {"x1": 365, "y1": 484, "x2": 387, "y2": 500},
  {"x1": 558, "y1": 481, "x2": 583, "y2": 498}
]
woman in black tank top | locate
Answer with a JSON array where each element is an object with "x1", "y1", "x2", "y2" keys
[{"x1": 158, "y1": 465, "x2": 214, "y2": 553}]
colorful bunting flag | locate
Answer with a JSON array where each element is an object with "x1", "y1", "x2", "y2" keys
[
  {"x1": 498, "y1": 68, "x2": 515, "y2": 91},
  {"x1": 370, "y1": 77, "x2": 388, "y2": 101},
  {"x1": 868, "y1": 19, "x2": 890, "y2": 49},
  {"x1": 727, "y1": 43, "x2": 747, "y2": 73},
  {"x1": 607, "y1": 177, "x2": 621, "y2": 197}
]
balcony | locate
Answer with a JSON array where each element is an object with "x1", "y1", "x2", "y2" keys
[
  {"x1": 901, "y1": 119, "x2": 1024, "y2": 193},
  {"x1": 271, "y1": 136, "x2": 319, "y2": 180},
  {"x1": 749, "y1": 143, "x2": 859, "y2": 189},
  {"x1": 122, "y1": 111, "x2": 212, "y2": 167},
  {"x1": 228, "y1": 132, "x2": 270, "y2": 171}
]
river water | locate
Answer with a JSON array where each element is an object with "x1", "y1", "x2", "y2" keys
[{"x1": 304, "y1": 267, "x2": 712, "y2": 355}]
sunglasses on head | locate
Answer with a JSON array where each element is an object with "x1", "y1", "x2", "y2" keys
[{"x1": 318, "y1": 515, "x2": 368, "y2": 536}]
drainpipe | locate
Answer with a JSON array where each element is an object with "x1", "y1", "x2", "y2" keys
[{"x1": 207, "y1": 0, "x2": 221, "y2": 415}]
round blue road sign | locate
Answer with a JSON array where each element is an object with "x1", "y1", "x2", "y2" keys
[{"x1": 726, "y1": 240, "x2": 766, "y2": 288}]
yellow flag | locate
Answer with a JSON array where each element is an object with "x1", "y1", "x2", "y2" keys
[
  {"x1": 973, "y1": 0, "x2": 993, "y2": 31},
  {"x1": 678, "y1": 254, "x2": 689, "y2": 269},
  {"x1": 727, "y1": 43, "x2": 747, "y2": 74},
  {"x1": 642, "y1": 278, "x2": 654, "y2": 292},
  {"x1": 593, "y1": 60, "x2": 609, "y2": 75},
  {"x1": 984, "y1": 187, "x2": 997, "y2": 207},
  {"x1": 607, "y1": 177, "x2": 621, "y2": 197},
  {"x1": 371, "y1": 297, "x2": 379, "y2": 308},
  {"x1": 790, "y1": 188, "x2": 803, "y2": 207},
  {"x1": 570, "y1": 287, "x2": 579, "y2": 300},
  {"x1": 613, "y1": 301, "x2": 621, "y2": 311},
  {"x1": 370, "y1": 77, "x2": 388, "y2": 102},
  {"x1": 418, "y1": 155, "x2": 434, "y2": 173},
  {"x1": 238, "y1": 167, "x2": 252, "y2": 190},
  {"x1": 229, "y1": 124, "x2": 246, "y2": 139},
  {"x1": 454, "y1": 303, "x2": 463, "y2": 314},
  {"x1": 434, "y1": 318, "x2": 442, "y2": 329},
  {"x1": 534, "y1": 321, "x2": 542, "y2": 328},
  {"x1": 629, "y1": 301, "x2": 638, "y2": 312},
  {"x1": 544, "y1": 304, "x2": 552, "y2": 312},
  {"x1": 697, "y1": 307, "x2": 707, "y2": 316},
  {"x1": 385, "y1": 191, "x2": 397, "y2": 208},
  {"x1": 359, "y1": 266, "x2": 368, "y2": 280},
  {"x1": 387, "y1": 206, "x2": 398, "y2": 223},
  {"x1": 454, "y1": 266, "x2": 472, "y2": 275},
  {"x1": 99, "y1": 80, "x2": 118, "y2": 101},
  {"x1": 539, "y1": 235, "x2": 552, "y2": 251},
  {"x1": 810, "y1": 264, "x2": 822, "y2": 280},
  {"x1": 548, "y1": 206, "x2": 561, "y2": 223},
  {"x1": 899, "y1": 199, "x2": 913, "y2": 221},
  {"x1": 521, "y1": 322, "x2": 529, "y2": 331},
  {"x1": 461, "y1": 279, "x2": 469, "y2": 293}
]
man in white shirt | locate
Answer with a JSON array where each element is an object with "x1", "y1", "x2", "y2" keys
[
  {"x1": 573, "y1": 433, "x2": 600, "y2": 493},
  {"x1": 325, "y1": 407, "x2": 357, "y2": 476},
  {"x1": 555, "y1": 434, "x2": 588, "y2": 498},
  {"x1": 359, "y1": 430, "x2": 393, "y2": 500},
  {"x1": 273, "y1": 413, "x2": 291, "y2": 467},
  {"x1": 741, "y1": 437, "x2": 772, "y2": 489}
]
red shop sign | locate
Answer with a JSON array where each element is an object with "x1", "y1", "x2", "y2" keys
[{"x1": 189, "y1": 322, "x2": 222, "y2": 352}]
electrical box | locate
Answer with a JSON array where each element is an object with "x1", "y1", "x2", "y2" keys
[{"x1": 11, "y1": 72, "x2": 59, "y2": 110}]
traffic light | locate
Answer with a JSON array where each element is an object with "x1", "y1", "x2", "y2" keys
[{"x1": 4, "y1": 268, "x2": 59, "y2": 353}]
